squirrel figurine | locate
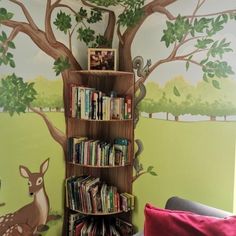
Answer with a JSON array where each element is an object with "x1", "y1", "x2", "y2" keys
[{"x1": 132, "y1": 56, "x2": 152, "y2": 78}]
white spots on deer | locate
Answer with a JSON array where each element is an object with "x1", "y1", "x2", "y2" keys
[{"x1": 17, "y1": 225, "x2": 23, "y2": 233}]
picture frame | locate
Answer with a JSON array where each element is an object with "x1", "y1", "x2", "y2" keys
[{"x1": 88, "y1": 48, "x2": 117, "y2": 71}]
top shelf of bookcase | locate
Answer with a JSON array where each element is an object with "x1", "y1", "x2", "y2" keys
[{"x1": 71, "y1": 70, "x2": 134, "y2": 77}]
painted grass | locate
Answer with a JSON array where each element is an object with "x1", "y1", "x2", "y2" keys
[
  {"x1": 1, "y1": 113, "x2": 236, "y2": 233},
  {"x1": 0, "y1": 112, "x2": 65, "y2": 235},
  {"x1": 133, "y1": 117, "x2": 236, "y2": 230}
]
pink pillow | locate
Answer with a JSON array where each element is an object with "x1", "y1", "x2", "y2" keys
[{"x1": 144, "y1": 203, "x2": 236, "y2": 236}]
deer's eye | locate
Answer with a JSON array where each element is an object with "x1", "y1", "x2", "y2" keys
[
  {"x1": 28, "y1": 181, "x2": 32, "y2": 187},
  {"x1": 36, "y1": 177, "x2": 43, "y2": 186}
]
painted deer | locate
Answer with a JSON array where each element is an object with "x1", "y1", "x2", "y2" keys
[{"x1": 0, "y1": 159, "x2": 50, "y2": 235}]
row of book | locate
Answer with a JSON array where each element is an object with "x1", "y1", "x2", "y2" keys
[
  {"x1": 69, "y1": 84, "x2": 132, "y2": 120},
  {"x1": 68, "y1": 213, "x2": 133, "y2": 236},
  {"x1": 66, "y1": 175, "x2": 135, "y2": 214},
  {"x1": 67, "y1": 137, "x2": 129, "y2": 166}
]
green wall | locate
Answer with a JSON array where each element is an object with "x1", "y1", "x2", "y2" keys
[
  {"x1": 133, "y1": 117, "x2": 236, "y2": 229},
  {"x1": 2, "y1": 1, "x2": 236, "y2": 235},
  {"x1": 0, "y1": 112, "x2": 65, "y2": 235}
]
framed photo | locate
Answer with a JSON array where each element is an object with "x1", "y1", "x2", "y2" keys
[{"x1": 88, "y1": 48, "x2": 117, "y2": 71}]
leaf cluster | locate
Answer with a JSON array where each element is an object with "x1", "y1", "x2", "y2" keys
[
  {"x1": 77, "y1": 27, "x2": 110, "y2": 47},
  {"x1": 0, "y1": 74, "x2": 37, "y2": 116},
  {"x1": 0, "y1": 8, "x2": 13, "y2": 22},
  {"x1": 88, "y1": 0, "x2": 118, "y2": 8},
  {"x1": 161, "y1": 15, "x2": 191, "y2": 47},
  {"x1": 54, "y1": 11, "x2": 72, "y2": 34},
  {"x1": 0, "y1": 31, "x2": 16, "y2": 68},
  {"x1": 162, "y1": 14, "x2": 230, "y2": 47},
  {"x1": 147, "y1": 166, "x2": 157, "y2": 176},
  {"x1": 85, "y1": 0, "x2": 145, "y2": 27},
  {"x1": 118, "y1": 0, "x2": 144, "y2": 27},
  {"x1": 53, "y1": 57, "x2": 70, "y2": 76},
  {"x1": 202, "y1": 61, "x2": 234, "y2": 82},
  {"x1": 162, "y1": 14, "x2": 235, "y2": 81}
]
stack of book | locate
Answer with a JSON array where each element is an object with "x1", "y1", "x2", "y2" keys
[
  {"x1": 69, "y1": 84, "x2": 132, "y2": 120},
  {"x1": 120, "y1": 193, "x2": 135, "y2": 212},
  {"x1": 67, "y1": 137, "x2": 129, "y2": 166},
  {"x1": 68, "y1": 215, "x2": 134, "y2": 236},
  {"x1": 66, "y1": 175, "x2": 129, "y2": 213}
]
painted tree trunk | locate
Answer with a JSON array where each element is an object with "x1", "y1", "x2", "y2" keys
[{"x1": 210, "y1": 116, "x2": 216, "y2": 121}]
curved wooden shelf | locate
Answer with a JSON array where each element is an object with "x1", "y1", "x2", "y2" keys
[
  {"x1": 69, "y1": 208, "x2": 124, "y2": 216},
  {"x1": 68, "y1": 162, "x2": 131, "y2": 168},
  {"x1": 71, "y1": 70, "x2": 133, "y2": 77},
  {"x1": 69, "y1": 117, "x2": 132, "y2": 122}
]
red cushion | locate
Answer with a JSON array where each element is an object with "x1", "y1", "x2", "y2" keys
[{"x1": 144, "y1": 203, "x2": 236, "y2": 236}]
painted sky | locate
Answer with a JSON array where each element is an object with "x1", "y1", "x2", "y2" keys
[
  {"x1": 0, "y1": 0, "x2": 105, "y2": 80},
  {"x1": 1, "y1": 0, "x2": 236, "y2": 85},
  {"x1": 132, "y1": 0, "x2": 236, "y2": 85}
]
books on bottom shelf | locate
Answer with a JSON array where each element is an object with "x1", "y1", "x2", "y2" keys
[
  {"x1": 68, "y1": 214, "x2": 134, "y2": 236},
  {"x1": 65, "y1": 175, "x2": 134, "y2": 214}
]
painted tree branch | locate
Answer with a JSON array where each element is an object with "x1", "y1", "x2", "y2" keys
[
  {"x1": 117, "y1": 25, "x2": 124, "y2": 46},
  {"x1": 182, "y1": 8, "x2": 236, "y2": 19},
  {"x1": 132, "y1": 171, "x2": 148, "y2": 182},
  {"x1": 81, "y1": 0, "x2": 116, "y2": 45},
  {"x1": 1, "y1": 19, "x2": 82, "y2": 70},
  {"x1": 29, "y1": 107, "x2": 67, "y2": 151},
  {"x1": 45, "y1": 0, "x2": 57, "y2": 43},
  {"x1": 1, "y1": 18, "x2": 82, "y2": 152},
  {"x1": 179, "y1": 0, "x2": 205, "y2": 45},
  {"x1": 119, "y1": 0, "x2": 177, "y2": 71},
  {"x1": 55, "y1": 4, "x2": 77, "y2": 15},
  {"x1": 9, "y1": 0, "x2": 38, "y2": 30},
  {"x1": 1, "y1": 26, "x2": 21, "y2": 53}
]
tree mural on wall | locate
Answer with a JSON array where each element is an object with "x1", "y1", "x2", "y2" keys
[
  {"x1": 140, "y1": 77, "x2": 236, "y2": 121},
  {"x1": 1, "y1": 0, "x2": 236, "y2": 183}
]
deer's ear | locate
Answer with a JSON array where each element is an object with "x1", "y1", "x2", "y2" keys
[
  {"x1": 40, "y1": 158, "x2": 49, "y2": 174},
  {"x1": 19, "y1": 166, "x2": 31, "y2": 178}
]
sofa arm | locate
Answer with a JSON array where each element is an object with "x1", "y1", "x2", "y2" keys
[{"x1": 165, "y1": 196, "x2": 232, "y2": 218}]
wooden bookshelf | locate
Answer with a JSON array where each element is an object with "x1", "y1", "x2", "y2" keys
[
  {"x1": 68, "y1": 208, "x2": 124, "y2": 216},
  {"x1": 65, "y1": 70, "x2": 134, "y2": 235}
]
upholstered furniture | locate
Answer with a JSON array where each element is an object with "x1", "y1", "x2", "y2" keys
[{"x1": 134, "y1": 196, "x2": 232, "y2": 236}]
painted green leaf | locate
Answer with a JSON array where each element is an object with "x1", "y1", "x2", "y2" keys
[
  {"x1": 149, "y1": 171, "x2": 157, "y2": 176},
  {"x1": 193, "y1": 17, "x2": 212, "y2": 33},
  {"x1": 53, "y1": 11, "x2": 72, "y2": 34},
  {"x1": 53, "y1": 57, "x2": 70, "y2": 76},
  {"x1": 7, "y1": 41, "x2": 15, "y2": 49},
  {"x1": 186, "y1": 61, "x2": 190, "y2": 71},
  {"x1": 118, "y1": 8, "x2": 144, "y2": 27},
  {"x1": 222, "y1": 14, "x2": 228, "y2": 23},
  {"x1": 0, "y1": 8, "x2": 14, "y2": 21},
  {"x1": 87, "y1": 10, "x2": 102, "y2": 24},
  {"x1": 173, "y1": 86, "x2": 181, "y2": 97},
  {"x1": 147, "y1": 166, "x2": 154, "y2": 172},
  {"x1": 212, "y1": 80, "x2": 220, "y2": 89},
  {"x1": 1, "y1": 31, "x2": 7, "y2": 41},
  {"x1": 0, "y1": 74, "x2": 37, "y2": 115},
  {"x1": 75, "y1": 7, "x2": 87, "y2": 22},
  {"x1": 9, "y1": 60, "x2": 15, "y2": 68},
  {"x1": 77, "y1": 27, "x2": 95, "y2": 45}
]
